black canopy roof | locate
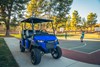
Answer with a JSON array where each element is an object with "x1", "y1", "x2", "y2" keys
[{"x1": 21, "y1": 17, "x2": 53, "y2": 23}]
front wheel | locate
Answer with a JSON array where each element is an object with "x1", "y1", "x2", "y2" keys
[
  {"x1": 20, "y1": 42, "x2": 25, "y2": 52},
  {"x1": 51, "y1": 46, "x2": 62, "y2": 59},
  {"x1": 31, "y1": 48, "x2": 41, "y2": 65}
]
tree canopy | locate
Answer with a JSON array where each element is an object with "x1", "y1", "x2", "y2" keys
[
  {"x1": 87, "y1": 12, "x2": 97, "y2": 26},
  {"x1": 0, "y1": 0, "x2": 98, "y2": 35},
  {"x1": 0, "y1": 0, "x2": 29, "y2": 36},
  {"x1": 27, "y1": 0, "x2": 73, "y2": 19}
]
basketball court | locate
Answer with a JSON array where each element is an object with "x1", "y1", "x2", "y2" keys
[
  {"x1": 59, "y1": 40, "x2": 100, "y2": 54},
  {"x1": 59, "y1": 39, "x2": 100, "y2": 65}
]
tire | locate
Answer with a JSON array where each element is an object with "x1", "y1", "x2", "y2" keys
[
  {"x1": 31, "y1": 48, "x2": 41, "y2": 65},
  {"x1": 20, "y1": 42, "x2": 25, "y2": 52},
  {"x1": 51, "y1": 46, "x2": 62, "y2": 59}
]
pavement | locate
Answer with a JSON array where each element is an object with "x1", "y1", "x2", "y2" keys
[{"x1": 4, "y1": 37, "x2": 100, "y2": 67}]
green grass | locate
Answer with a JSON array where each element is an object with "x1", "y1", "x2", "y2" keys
[
  {"x1": 56, "y1": 34, "x2": 75, "y2": 37},
  {"x1": 0, "y1": 38, "x2": 19, "y2": 67},
  {"x1": 0, "y1": 34, "x2": 13, "y2": 37},
  {"x1": 5, "y1": 33, "x2": 100, "y2": 40},
  {"x1": 0, "y1": 34, "x2": 5, "y2": 37}
]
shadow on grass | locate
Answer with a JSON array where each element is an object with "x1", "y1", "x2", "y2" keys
[{"x1": 0, "y1": 38, "x2": 19, "y2": 67}]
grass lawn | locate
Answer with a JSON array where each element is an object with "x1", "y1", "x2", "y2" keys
[
  {"x1": 0, "y1": 38, "x2": 19, "y2": 67},
  {"x1": 56, "y1": 33, "x2": 100, "y2": 39},
  {"x1": 0, "y1": 34, "x2": 5, "y2": 37},
  {"x1": 11, "y1": 34, "x2": 21, "y2": 39},
  {"x1": 56, "y1": 34, "x2": 74, "y2": 37},
  {"x1": 2, "y1": 32, "x2": 100, "y2": 40}
]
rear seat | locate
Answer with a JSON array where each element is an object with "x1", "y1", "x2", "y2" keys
[
  {"x1": 22, "y1": 30, "x2": 26, "y2": 39},
  {"x1": 22, "y1": 30, "x2": 33, "y2": 39},
  {"x1": 26, "y1": 30, "x2": 33, "y2": 38}
]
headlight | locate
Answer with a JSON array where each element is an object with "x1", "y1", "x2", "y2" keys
[
  {"x1": 55, "y1": 39, "x2": 59, "y2": 44},
  {"x1": 55, "y1": 39, "x2": 58, "y2": 42},
  {"x1": 37, "y1": 40, "x2": 44, "y2": 43}
]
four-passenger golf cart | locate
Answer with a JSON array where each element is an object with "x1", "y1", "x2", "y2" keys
[{"x1": 20, "y1": 17, "x2": 62, "y2": 65}]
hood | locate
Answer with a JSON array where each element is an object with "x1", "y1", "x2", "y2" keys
[{"x1": 34, "y1": 35, "x2": 57, "y2": 41}]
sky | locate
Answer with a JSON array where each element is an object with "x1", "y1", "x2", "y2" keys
[{"x1": 69, "y1": 0, "x2": 100, "y2": 23}]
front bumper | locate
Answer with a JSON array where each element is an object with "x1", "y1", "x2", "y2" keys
[{"x1": 46, "y1": 41, "x2": 55, "y2": 49}]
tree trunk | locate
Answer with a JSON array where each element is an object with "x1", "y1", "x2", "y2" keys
[
  {"x1": 5, "y1": 14, "x2": 10, "y2": 36},
  {"x1": 5, "y1": 2, "x2": 13, "y2": 36},
  {"x1": 51, "y1": 22, "x2": 55, "y2": 35},
  {"x1": 5, "y1": 29, "x2": 10, "y2": 36},
  {"x1": 5, "y1": 23, "x2": 10, "y2": 36},
  {"x1": 91, "y1": 26, "x2": 92, "y2": 32}
]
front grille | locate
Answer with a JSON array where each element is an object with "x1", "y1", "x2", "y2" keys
[
  {"x1": 46, "y1": 41, "x2": 55, "y2": 49},
  {"x1": 47, "y1": 41, "x2": 54, "y2": 43}
]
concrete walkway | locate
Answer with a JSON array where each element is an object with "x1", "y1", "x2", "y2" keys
[{"x1": 4, "y1": 37, "x2": 100, "y2": 67}]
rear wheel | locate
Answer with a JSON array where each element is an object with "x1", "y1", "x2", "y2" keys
[
  {"x1": 31, "y1": 48, "x2": 41, "y2": 65},
  {"x1": 20, "y1": 42, "x2": 25, "y2": 52},
  {"x1": 51, "y1": 46, "x2": 62, "y2": 59}
]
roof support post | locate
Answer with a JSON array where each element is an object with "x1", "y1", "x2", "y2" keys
[{"x1": 32, "y1": 20, "x2": 34, "y2": 35}]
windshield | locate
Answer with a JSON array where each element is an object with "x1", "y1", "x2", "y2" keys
[
  {"x1": 34, "y1": 23, "x2": 55, "y2": 35},
  {"x1": 23, "y1": 23, "x2": 55, "y2": 35},
  {"x1": 35, "y1": 30, "x2": 48, "y2": 35}
]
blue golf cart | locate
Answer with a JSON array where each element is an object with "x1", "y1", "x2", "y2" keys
[{"x1": 20, "y1": 17, "x2": 62, "y2": 65}]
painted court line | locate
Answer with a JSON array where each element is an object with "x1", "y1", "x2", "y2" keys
[
  {"x1": 61, "y1": 42, "x2": 89, "y2": 54},
  {"x1": 88, "y1": 49, "x2": 100, "y2": 54},
  {"x1": 69, "y1": 42, "x2": 87, "y2": 50},
  {"x1": 70, "y1": 49, "x2": 90, "y2": 54},
  {"x1": 62, "y1": 47, "x2": 89, "y2": 54},
  {"x1": 67, "y1": 42, "x2": 100, "y2": 54}
]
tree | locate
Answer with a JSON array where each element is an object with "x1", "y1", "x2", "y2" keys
[
  {"x1": 46, "y1": 0, "x2": 73, "y2": 33},
  {"x1": 26, "y1": 0, "x2": 73, "y2": 33},
  {"x1": 87, "y1": 12, "x2": 97, "y2": 31},
  {"x1": 66, "y1": 15, "x2": 71, "y2": 31},
  {"x1": 81, "y1": 18, "x2": 90, "y2": 31},
  {"x1": 27, "y1": 0, "x2": 73, "y2": 22},
  {"x1": 27, "y1": 0, "x2": 44, "y2": 17},
  {"x1": 52, "y1": 0, "x2": 73, "y2": 22},
  {"x1": 71, "y1": 10, "x2": 81, "y2": 31},
  {"x1": 0, "y1": 0, "x2": 29, "y2": 36}
]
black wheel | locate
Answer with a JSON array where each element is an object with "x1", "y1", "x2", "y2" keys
[
  {"x1": 51, "y1": 46, "x2": 62, "y2": 59},
  {"x1": 31, "y1": 48, "x2": 41, "y2": 65},
  {"x1": 20, "y1": 42, "x2": 25, "y2": 52}
]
